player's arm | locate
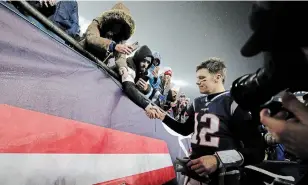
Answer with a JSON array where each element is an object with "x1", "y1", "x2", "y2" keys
[
  {"x1": 162, "y1": 104, "x2": 195, "y2": 136},
  {"x1": 226, "y1": 101, "x2": 265, "y2": 166}
]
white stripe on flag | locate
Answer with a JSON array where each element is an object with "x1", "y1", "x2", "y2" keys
[{"x1": 0, "y1": 153, "x2": 173, "y2": 185}]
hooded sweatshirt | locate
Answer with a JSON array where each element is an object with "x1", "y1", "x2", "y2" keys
[
  {"x1": 80, "y1": 2, "x2": 135, "y2": 62},
  {"x1": 126, "y1": 45, "x2": 153, "y2": 81},
  {"x1": 126, "y1": 45, "x2": 154, "y2": 96},
  {"x1": 117, "y1": 46, "x2": 154, "y2": 110}
]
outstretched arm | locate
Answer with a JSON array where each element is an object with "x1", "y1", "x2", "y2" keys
[
  {"x1": 119, "y1": 66, "x2": 152, "y2": 109},
  {"x1": 160, "y1": 104, "x2": 195, "y2": 136},
  {"x1": 122, "y1": 81, "x2": 151, "y2": 109}
]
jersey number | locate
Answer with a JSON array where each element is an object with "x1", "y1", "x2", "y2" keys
[{"x1": 191, "y1": 113, "x2": 220, "y2": 147}]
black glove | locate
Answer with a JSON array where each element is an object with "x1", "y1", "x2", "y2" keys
[{"x1": 174, "y1": 157, "x2": 210, "y2": 183}]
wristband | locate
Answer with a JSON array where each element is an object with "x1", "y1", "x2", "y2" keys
[
  {"x1": 215, "y1": 150, "x2": 244, "y2": 169},
  {"x1": 213, "y1": 154, "x2": 222, "y2": 168}
]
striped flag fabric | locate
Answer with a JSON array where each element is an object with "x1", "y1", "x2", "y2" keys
[{"x1": 0, "y1": 104, "x2": 175, "y2": 185}]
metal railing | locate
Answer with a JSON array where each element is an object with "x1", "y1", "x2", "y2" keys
[{"x1": 4, "y1": 1, "x2": 172, "y2": 118}]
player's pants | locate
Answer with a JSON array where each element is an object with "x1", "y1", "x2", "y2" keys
[{"x1": 184, "y1": 170, "x2": 240, "y2": 185}]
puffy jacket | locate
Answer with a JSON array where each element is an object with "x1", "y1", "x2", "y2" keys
[{"x1": 80, "y1": 3, "x2": 135, "y2": 62}]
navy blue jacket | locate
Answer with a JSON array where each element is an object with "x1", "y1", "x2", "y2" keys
[{"x1": 51, "y1": 1, "x2": 80, "y2": 37}]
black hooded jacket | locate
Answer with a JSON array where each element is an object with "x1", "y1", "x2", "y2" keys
[
  {"x1": 115, "y1": 45, "x2": 154, "y2": 110},
  {"x1": 126, "y1": 45, "x2": 154, "y2": 83}
]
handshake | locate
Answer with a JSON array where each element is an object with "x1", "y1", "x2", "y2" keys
[{"x1": 145, "y1": 104, "x2": 166, "y2": 120}]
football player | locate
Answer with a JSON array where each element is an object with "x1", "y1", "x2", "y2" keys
[{"x1": 147, "y1": 58, "x2": 265, "y2": 185}]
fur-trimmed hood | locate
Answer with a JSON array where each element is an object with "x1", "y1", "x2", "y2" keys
[{"x1": 97, "y1": 2, "x2": 135, "y2": 41}]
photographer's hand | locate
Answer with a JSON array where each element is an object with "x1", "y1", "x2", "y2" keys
[{"x1": 260, "y1": 92, "x2": 308, "y2": 159}]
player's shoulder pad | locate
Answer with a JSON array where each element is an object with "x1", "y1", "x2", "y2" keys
[
  {"x1": 214, "y1": 91, "x2": 234, "y2": 104},
  {"x1": 218, "y1": 91, "x2": 239, "y2": 116},
  {"x1": 224, "y1": 94, "x2": 251, "y2": 117},
  {"x1": 221, "y1": 91, "x2": 231, "y2": 99}
]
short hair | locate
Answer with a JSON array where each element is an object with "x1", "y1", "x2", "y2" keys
[{"x1": 196, "y1": 57, "x2": 227, "y2": 83}]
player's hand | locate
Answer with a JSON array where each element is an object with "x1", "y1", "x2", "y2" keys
[
  {"x1": 145, "y1": 105, "x2": 166, "y2": 120},
  {"x1": 136, "y1": 78, "x2": 148, "y2": 91},
  {"x1": 145, "y1": 104, "x2": 157, "y2": 119},
  {"x1": 260, "y1": 92, "x2": 308, "y2": 158},
  {"x1": 145, "y1": 104, "x2": 163, "y2": 119},
  {"x1": 187, "y1": 155, "x2": 218, "y2": 176},
  {"x1": 115, "y1": 44, "x2": 133, "y2": 55}
]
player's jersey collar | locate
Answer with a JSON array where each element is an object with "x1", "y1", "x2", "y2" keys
[{"x1": 206, "y1": 91, "x2": 230, "y2": 102}]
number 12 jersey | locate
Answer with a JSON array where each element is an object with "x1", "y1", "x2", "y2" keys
[{"x1": 162, "y1": 91, "x2": 264, "y2": 165}]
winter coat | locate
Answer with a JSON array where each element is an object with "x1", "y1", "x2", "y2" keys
[{"x1": 79, "y1": 3, "x2": 135, "y2": 62}]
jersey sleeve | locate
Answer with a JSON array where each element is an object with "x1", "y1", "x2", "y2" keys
[
  {"x1": 162, "y1": 103, "x2": 195, "y2": 136},
  {"x1": 230, "y1": 100, "x2": 265, "y2": 166}
]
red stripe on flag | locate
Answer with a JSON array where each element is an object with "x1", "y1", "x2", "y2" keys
[
  {"x1": 0, "y1": 104, "x2": 169, "y2": 154},
  {"x1": 95, "y1": 166, "x2": 176, "y2": 185}
]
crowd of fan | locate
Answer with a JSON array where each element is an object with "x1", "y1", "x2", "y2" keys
[{"x1": 6, "y1": 0, "x2": 190, "y2": 122}]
